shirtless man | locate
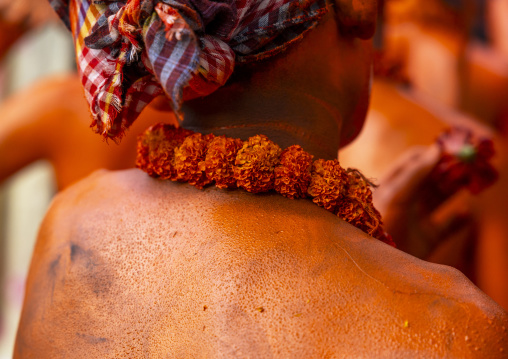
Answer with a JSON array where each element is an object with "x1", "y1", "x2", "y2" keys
[{"x1": 14, "y1": 0, "x2": 508, "y2": 357}]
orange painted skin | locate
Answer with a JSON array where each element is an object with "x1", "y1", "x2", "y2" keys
[
  {"x1": 0, "y1": 73, "x2": 175, "y2": 190},
  {"x1": 14, "y1": 4, "x2": 508, "y2": 358}
]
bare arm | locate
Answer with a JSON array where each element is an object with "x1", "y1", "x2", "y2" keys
[{"x1": 0, "y1": 73, "x2": 86, "y2": 184}]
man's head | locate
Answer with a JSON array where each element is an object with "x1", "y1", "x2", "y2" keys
[{"x1": 49, "y1": 0, "x2": 377, "y2": 146}]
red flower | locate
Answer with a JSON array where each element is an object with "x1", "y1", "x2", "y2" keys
[{"x1": 431, "y1": 127, "x2": 498, "y2": 196}]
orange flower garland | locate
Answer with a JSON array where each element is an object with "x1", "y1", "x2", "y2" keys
[{"x1": 136, "y1": 123, "x2": 395, "y2": 247}]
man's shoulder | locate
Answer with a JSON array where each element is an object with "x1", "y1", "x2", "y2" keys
[
  {"x1": 50, "y1": 168, "x2": 185, "y2": 218},
  {"x1": 54, "y1": 168, "x2": 153, "y2": 202},
  {"x1": 30, "y1": 168, "x2": 508, "y2": 356}
]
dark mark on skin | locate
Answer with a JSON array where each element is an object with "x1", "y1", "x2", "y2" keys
[
  {"x1": 48, "y1": 254, "x2": 62, "y2": 304},
  {"x1": 70, "y1": 243, "x2": 97, "y2": 271},
  {"x1": 76, "y1": 332, "x2": 107, "y2": 344},
  {"x1": 70, "y1": 243, "x2": 84, "y2": 262},
  {"x1": 69, "y1": 242, "x2": 113, "y2": 296},
  {"x1": 48, "y1": 255, "x2": 61, "y2": 277}
]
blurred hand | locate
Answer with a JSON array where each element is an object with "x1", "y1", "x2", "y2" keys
[{"x1": 373, "y1": 144, "x2": 476, "y2": 260}]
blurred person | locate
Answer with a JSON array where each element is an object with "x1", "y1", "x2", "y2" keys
[
  {"x1": 0, "y1": 73, "x2": 176, "y2": 190},
  {"x1": 0, "y1": 0, "x2": 58, "y2": 60},
  {"x1": 382, "y1": 0, "x2": 508, "y2": 127},
  {"x1": 341, "y1": 80, "x2": 493, "y2": 272},
  {"x1": 341, "y1": 0, "x2": 508, "y2": 310},
  {"x1": 487, "y1": 0, "x2": 508, "y2": 60},
  {"x1": 14, "y1": 0, "x2": 508, "y2": 357},
  {"x1": 0, "y1": 1, "x2": 62, "y2": 354}
]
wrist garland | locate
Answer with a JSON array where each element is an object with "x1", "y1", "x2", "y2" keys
[{"x1": 136, "y1": 123, "x2": 395, "y2": 247}]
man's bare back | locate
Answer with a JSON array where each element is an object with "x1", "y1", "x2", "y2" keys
[
  {"x1": 15, "y1": 169, "x2": 508, "y2": 357},
  {"x1": 14, "y1": 1, "x2": 508, "y2": 356}
]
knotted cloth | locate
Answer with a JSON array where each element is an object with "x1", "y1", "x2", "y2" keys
[{"x1": 49, "y1": 0, "x2": 329, "y2": 140}]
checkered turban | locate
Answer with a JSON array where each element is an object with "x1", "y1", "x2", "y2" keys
[{"x1": 49, "y1": 0, "x2": 329, "y2": 140}]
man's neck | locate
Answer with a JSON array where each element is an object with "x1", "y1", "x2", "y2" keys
[
  {"x1": 178, "y1": 10, "x2": 373, "y2": 160},
  {"x1": 181, "y1": 76, "x2": 342, "y2": 160}
]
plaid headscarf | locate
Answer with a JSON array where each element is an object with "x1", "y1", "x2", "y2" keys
[{"x1": 49, "y1": 0, "x2": 329, "y2": 140}]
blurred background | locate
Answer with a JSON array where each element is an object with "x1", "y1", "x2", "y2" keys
[
  {"x1": 1, "y1": 0, "x2": 508, "y2": 357},
  {"x1": 0, "y1": 2, "x2": 73, "y2": 357}
]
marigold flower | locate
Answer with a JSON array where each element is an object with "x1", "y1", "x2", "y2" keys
[
  {"x1": 234, "y1": 135, "x2": 281, "y2": 193},
  {"x1": 174, "y1": 132, "x2": 214, "y2": 189},
  {"x1": 307, "y1": 159, "x2": 348, "y2": 213},
  {"x1": 135, "y1": 123, "x2": 194, "y2": 179},
  {"x1": 337, "y1": 169, "x2": 381, "y2": 236},
  {"x1": 203, "y1": 136, "x2": 243, "y2": 189},
  {"x1": 274, "y1": 145, "x2": 313, "y2": 199}
]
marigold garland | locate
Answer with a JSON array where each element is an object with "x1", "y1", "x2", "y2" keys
[
  {"x1": 338, "y1": 169, "x2": 381, "y2": 236},
  {"x1": 136, "y1": 124, "x2": 395, "y2": 247}
]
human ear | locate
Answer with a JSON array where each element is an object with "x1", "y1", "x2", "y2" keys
[{"x1": 331, "y1": 0, "x2": 378, "y2": 39}]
